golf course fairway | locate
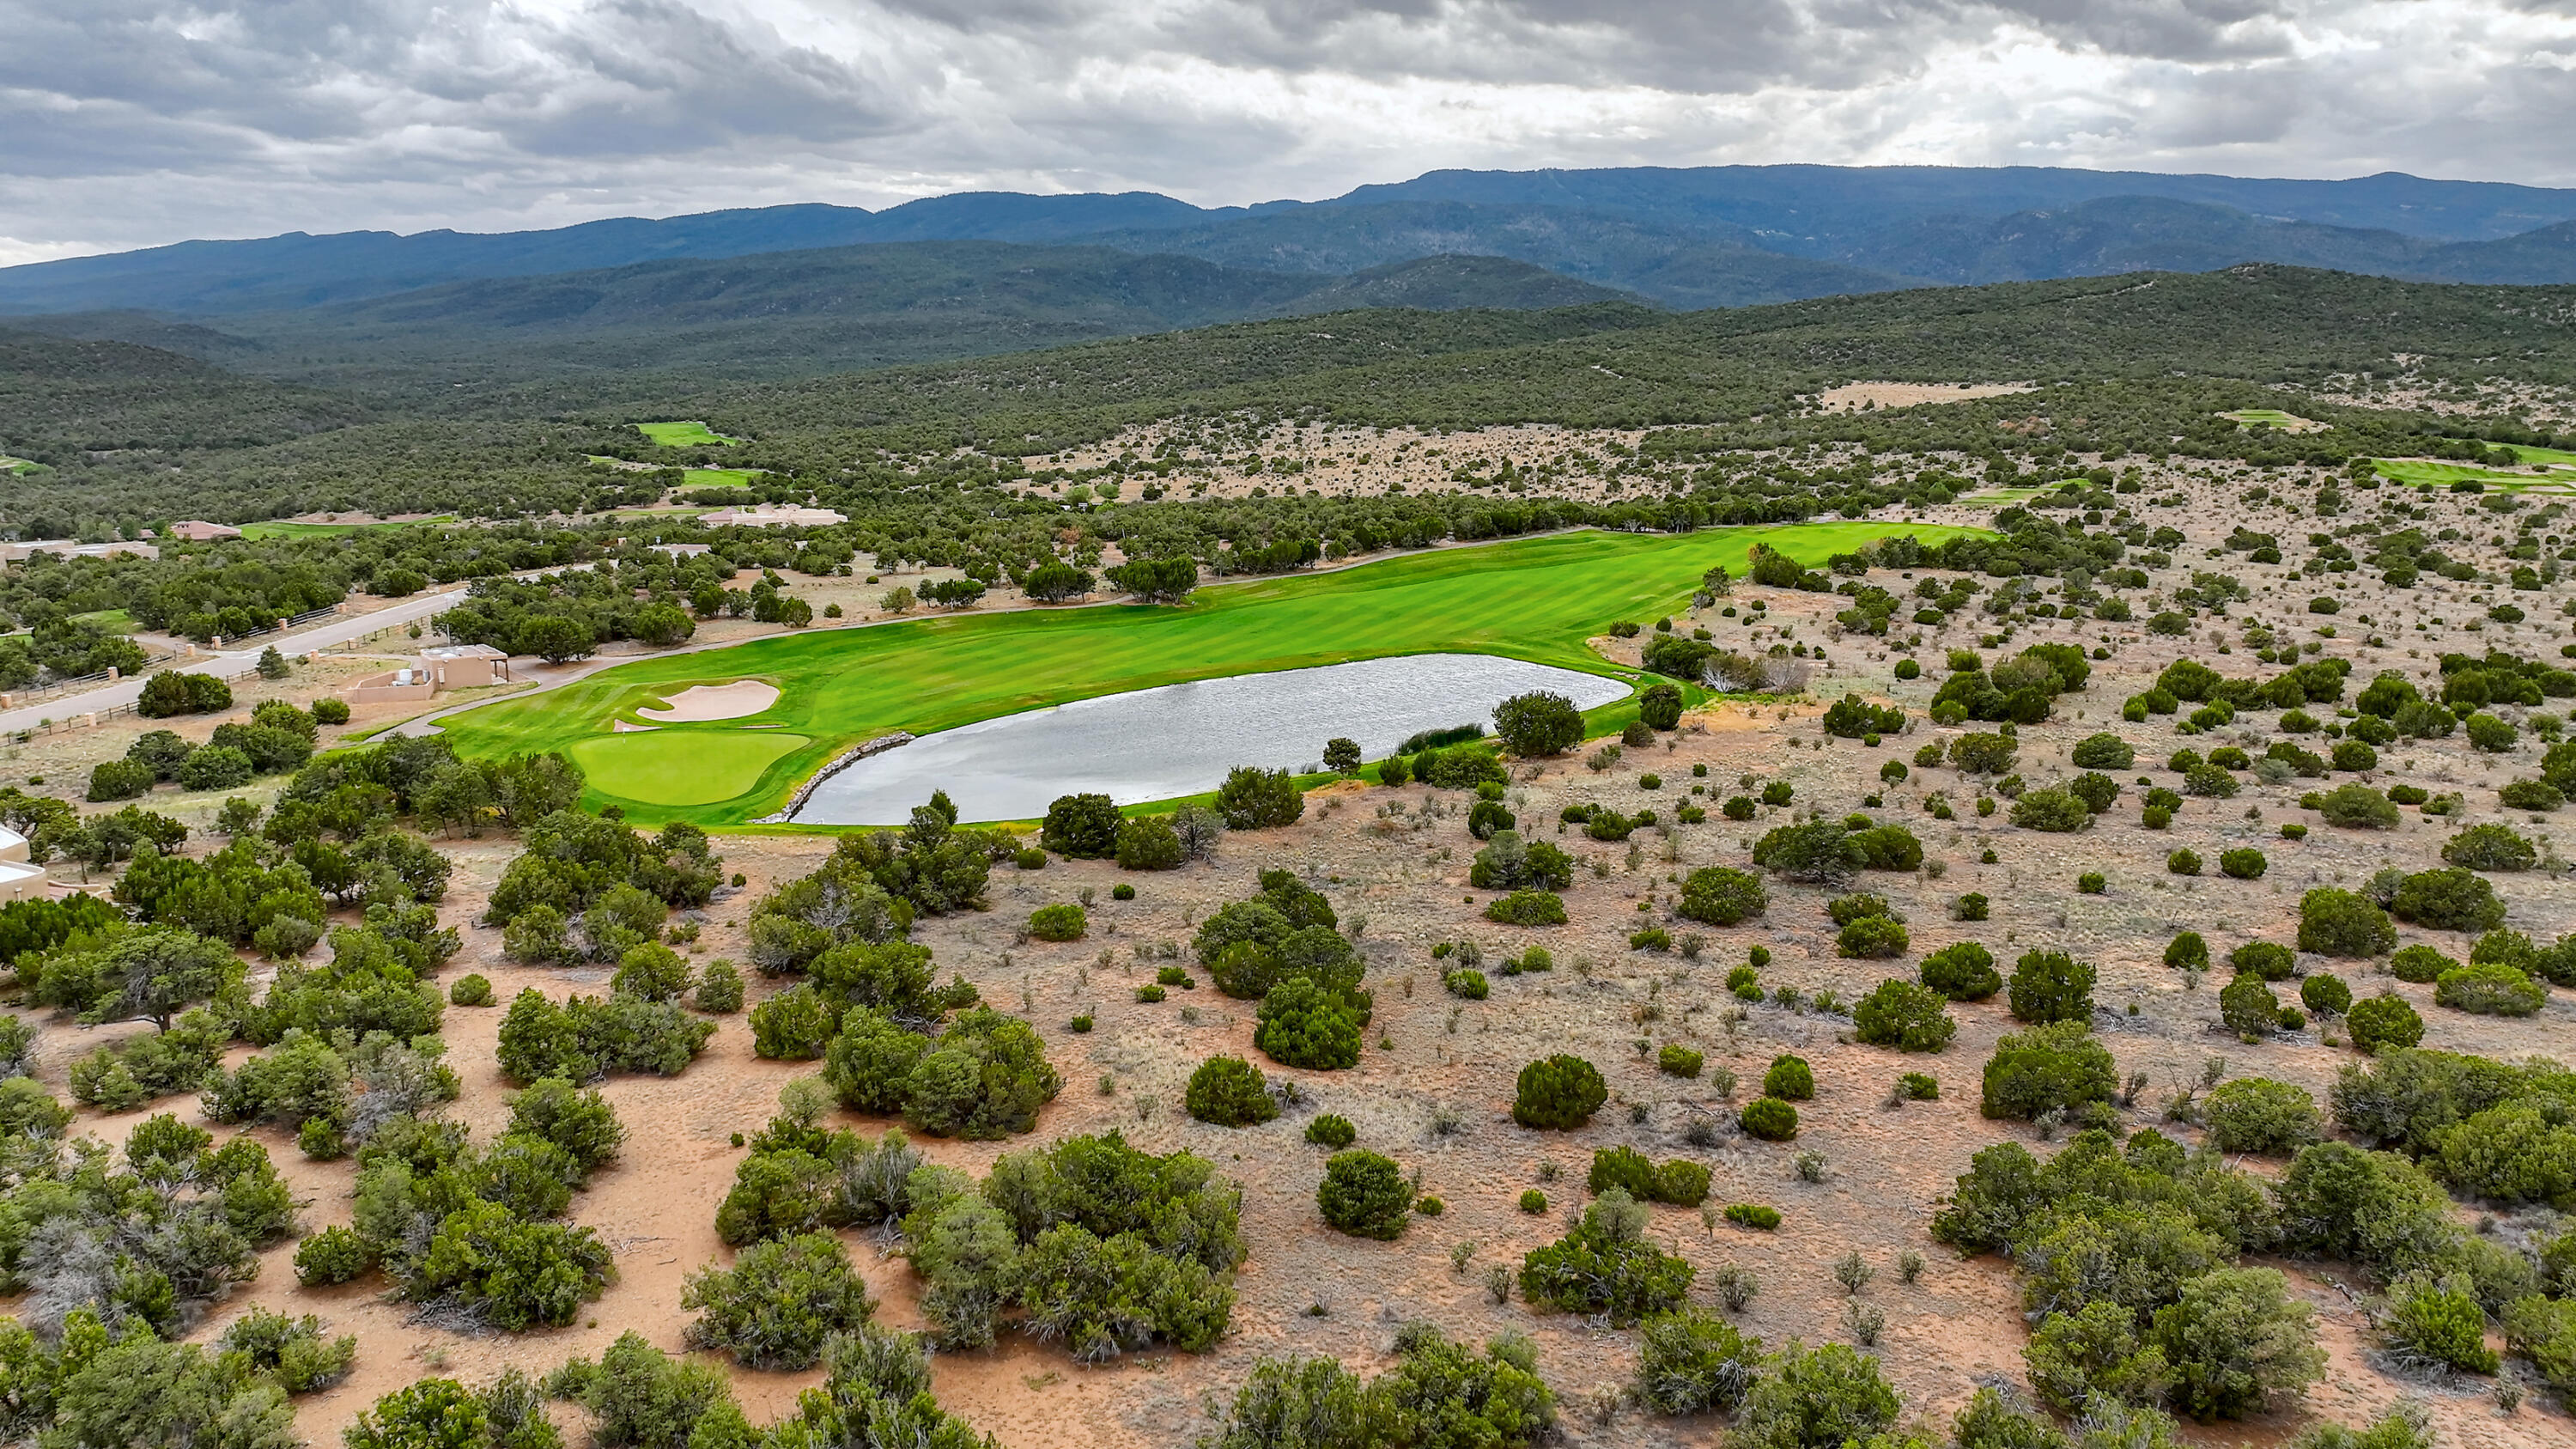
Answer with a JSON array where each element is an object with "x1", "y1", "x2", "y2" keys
[{"x1": 434, "y1": 521, "x2": 1986, "y2": 827}]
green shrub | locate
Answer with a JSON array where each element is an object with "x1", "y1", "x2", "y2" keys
[
  {"x1": 1899, "y1": 1073, "x2": 1940, "y2": 1101},
  {"x1": 1740, "y1": 1098, "x2": 1800, "y2": 1141},
  {"x1": 2164, "y1": 931, "x2": 2209, "y2": 971},
  {"x1": 1657, "y1": 1044, "x2": 1704, "y2": 1078},
  {"x1": 1725, "y1": 1202, "x2": 1782, "y2": 1230},
  {"x1": 1635, "y1": 1305, "x2": 1762, "y2": 1415},
  {"x1": 750, "y1": 983, "x2": 841, "y2": 1060},
  {"x1": 2299, "y1": 974, "x2": 2351, "y2": 1017},
  {"x1": 2168, "y1": 848, "x2": 2202, "y2": 875},
  {"x1": 447, "y1": 973, "x2": 493, "y2": 1007},
  {"x1": 294, "y1": 1225, "x2": 377, "y2": 1287},
  {"x1": 2009, "y1": 787, "x2": 2093, "y2": 832},
  {"x1": 2388, "y1": 944, "x2": 2456, "y2": 983},
  {"x1": 1318, "y1": 1150, "x2": 1413, "y2": 1239},
  {"x1": 1255, "y1": 976, "x2": 1362, "y2": 1070},
  {"x1": 2229, "y1": 941, "x2": 2296, "y2": 982},
  {"x1": 2204, "y1": 1078, "x2": 2323, "y2": 1154},
  {"x1": 2299, "y1": 888, "x2": 2397, "y2": 957},
  {"x1": 695, "y1": 959, "x2": 744, "y2": 1013},
  {"x1": 1512, "y1": 1055, "x2": 1607, "y2": 1129},
  {"x1": 681, "y1": 1229, "x2": 875, "y2": 1370},
  {"x1": 2147, "y1": 1268, "x2": 2325, "y2": 1420},
  {"x1": 1981, "y1": 1021, "x2": 2116, "y2": 1120},
  {"x1": 2346, "y1": 994, "x2": 2426, "y2": 1052},
  {"x1": 1763, "y1": 1055, "x2": 1814, "y2": 1100},
  {"x1": 1484, "y1": 890, "x2": 1567, "y2": 927},
  {"x1": 1589, "y1": 1145, "x2": 1659, "y2": 1199},
  {"x1": 2221, "y1": 972, "x2": 2285, "y2": 1038},
  {"x1": 1677, "y1": 866, "x2": 1768, "y2": 925},
  {"x1": 1733, "y1": 1342, "x2": 1902, "y2": 1449},
  {"x1": 507, "y1": 1077, "x2": 625, "y2": 1179},
  {"x1": 2219, "y1": 848, "x2": 2268, "y2": 880},
  {"x1": 1304, "y1": 1114, "x2": 1356, "y2": 1148},
  {"x1": 2390, "y1": 868, "x2": 2507, "y2": 933},
  {"x1": 1835, "y1": 916, "x2": 1910, "y2": 959},
  {"x1": 2383, "y1": 1275, "x2": 2499, "y2": 1373},
  {"x1": 1518, "y1": 1190, "x2": 1694, "y2": 1324},
  {"x1": 2318, "y1": 783, "x2": 2401, "y2": 828},
  {"x1": 1953, "y1": 892, "x2": 1990, "y2": 921},
  {"x1": 1185, "y1": 1056, "x2": 1279, "y2": 1127},
  {"x1": 2071, "y1": 733, "x2": 2135, "y2": 769},
  {"x1": 1921, "y1": 941, "x2": 2000, "y2": 1000},
  {"x1": 2434, "y1": 963, "x2": 2548, "y2": 1016},
  {"x1": 1852, "y1": 979, "x2": 1956, "y2": 1052},
  {"x1": 2444, "y1": 824, "x2": 2537, "y2": 872},
  {"x1": 2007, "y1": 949, "x2": 2095, "y2": 1024},
  {"x1": 1028, "y1": 903, "x2": 1087, "y2": 941},
  {"x1": 1520, "y1": 1189, "x2": 1548, "y2": 1214}
]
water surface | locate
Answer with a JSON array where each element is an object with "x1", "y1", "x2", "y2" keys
[{"x1": 793, "y1": 653, "x2": 1630, "y2": 825}]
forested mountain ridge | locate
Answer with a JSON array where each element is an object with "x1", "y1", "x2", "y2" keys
[{"x1": 10, "y1": 164, "x2": 2576, "y2": 320}]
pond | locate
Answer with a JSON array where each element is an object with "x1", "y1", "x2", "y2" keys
[{"x1": 791, "y1": 653, "x2": 1632, "y2": 825}]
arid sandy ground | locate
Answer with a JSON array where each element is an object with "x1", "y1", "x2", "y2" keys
[{"x1": 7, "y1": 450, "x2": 2575, "y2": 1448}]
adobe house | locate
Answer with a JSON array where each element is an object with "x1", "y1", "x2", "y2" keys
[
  {"x1": 343, "y1": 643, "x2": 513, "y2": 705},
  {"x1": 0, "y1": 825, "x2": 45, "y2": 904}
]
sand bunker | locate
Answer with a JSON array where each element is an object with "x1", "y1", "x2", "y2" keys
[
  {"x1": 610, "y1": 719, "x2": 659, "y2": 734},
  {"x1": 1817, "y1": 381, "x2": 2035, "y2": 412},
  {"x1": 635, "y1": 680, "x2": 780, "y2": 722}
]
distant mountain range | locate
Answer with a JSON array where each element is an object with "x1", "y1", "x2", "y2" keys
[{"x1": 5, "y1": 162, "x2": 2576, "y2": 408}]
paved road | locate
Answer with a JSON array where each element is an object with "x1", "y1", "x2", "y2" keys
[{"x1": 0, "y1": 586, "x2": 467, "y2": 734}]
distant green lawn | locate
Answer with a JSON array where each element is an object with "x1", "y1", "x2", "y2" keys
[
  {"x1": 2219, "y1": 408, "x2": 2317, "y2": 429},
  {"x1": 636, "y1": 421, "x2": 739, "y2": 447},
  {"x1": 1960, "y1": 485, "x2": 2052, "y2": 506},
  {"x1": 2374, "y1": 458, "x2": 2576, "y2": 490},
  {"x1": 436, "y1": 521, "x2": 1988, "y2": 827},
  {"x1": 0, "y1": 456, "x2": 42, "y2": 476},
  {"x1": 240, "y1": 516, "x2": 456, "y2": 539},
  {"x1": 682, "y1": 467, "x2": 762, "y2": 489},
  {"x1": 70, "y1": 609, "x2": 137, "y2": 633}
]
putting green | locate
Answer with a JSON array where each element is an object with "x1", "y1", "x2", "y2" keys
[
  {"x1": 636, "y1": 421, "x2": 739, "y2": 447},
  {"x1": 567, "y1": 731, "x2": 811, "y2": 807},
  {"x1": 682, "y1": 468, "x2": 762, "y2": 489},
  {"x1": 440, "y1": 521, "x2": 1990, "y2": 825}
]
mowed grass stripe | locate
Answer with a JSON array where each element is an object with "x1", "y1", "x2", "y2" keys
[{"x1": 436, "y1": 521, "x2": 1984, "y2": 825}]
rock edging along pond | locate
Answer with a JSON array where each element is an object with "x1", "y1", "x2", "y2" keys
[
  {"x1": 756, "y1": 732, "x2": 917, "y2": 823},
  {"x1": 790, "y1": 654, "x2": 1631, "y2": 826}
]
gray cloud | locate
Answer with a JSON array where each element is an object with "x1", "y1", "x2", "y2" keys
[{"x1": 0, "y1": 0, "x2": 2569, "y2": 264}]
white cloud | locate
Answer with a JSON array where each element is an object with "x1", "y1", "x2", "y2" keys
[{"x1": 1, "y1": 0, "x2": 2570, "y2": 256}]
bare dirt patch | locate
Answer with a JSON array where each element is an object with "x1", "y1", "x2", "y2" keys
[{"x1": 1815, "y1": 382, "x2": 2037, "y2": 413}]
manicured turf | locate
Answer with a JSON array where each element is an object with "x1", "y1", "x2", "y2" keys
[
  {"x1": 0, "y1": 456, "x2": 41, "y2": 476},
  {"x1": 1959, "y1": 485, "x2": 2052, "y2": 506},
  {"x1": 2373, "y1": 459, "x2": 2576, "y2": 490},
  {"x1": 682, "y1": 468, "x2": 762, "y2": 489},
  {"x1": 636, "y1": 421, "x2": 739, "y2": 447},
  {"x1": 567, "y1": 731, "x2": 811, "y2": 807},
  {"x1": 240, "y1": 517, "x2": 455, "y2": 539},
  {"x1": 2220, "y1": 409, "x2": 2317, "y2": 429},
  {"x1": 437, "y1": 521, "x2": 1989, "y2": 826},
  {"x1": 69, "y1": 609, "x2": 137, "y2": 633}
]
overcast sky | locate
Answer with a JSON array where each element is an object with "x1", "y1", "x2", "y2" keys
[{"x1": 4, "y1": 0, "x2": 2573, "y2": 265}]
